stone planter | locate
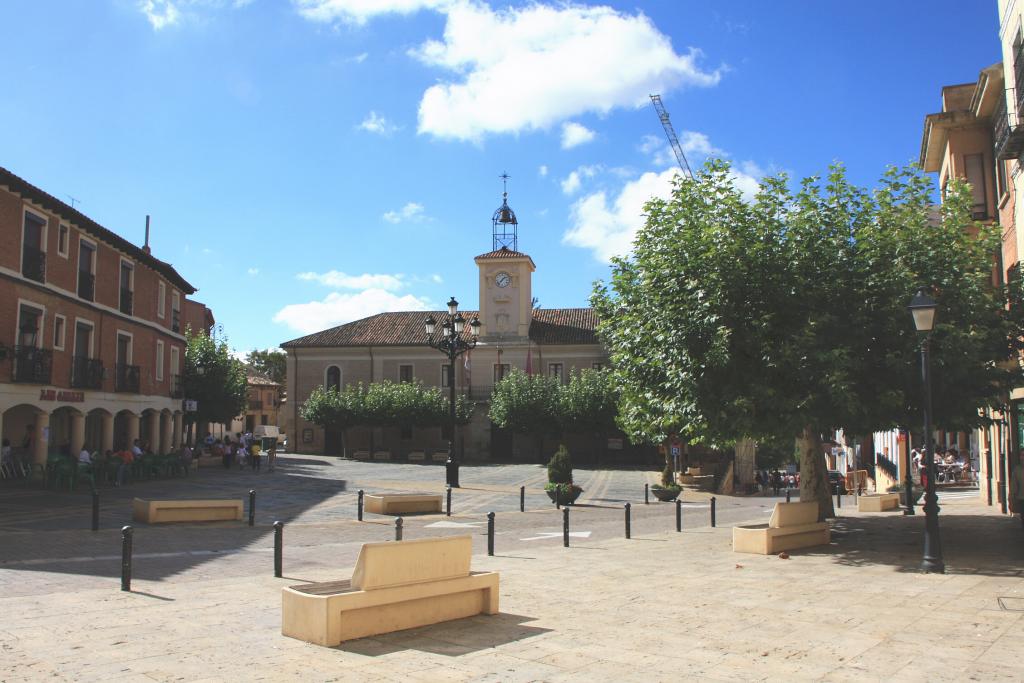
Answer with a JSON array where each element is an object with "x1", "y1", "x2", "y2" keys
[
  {"x1": 546, "y1": 485, "x2": 583, "y2": 505},
  {"x1": 651, "y1": 485, "x2": 681, "y2": 502}
]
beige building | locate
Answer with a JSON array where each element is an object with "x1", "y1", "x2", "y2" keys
[{"x1": 227, "y1": 373, "x2": 282, "y2": 436}]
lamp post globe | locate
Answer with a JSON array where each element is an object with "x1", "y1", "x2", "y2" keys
[
  {"x1": 908, "y1": 288, "x2": 944, "y2": 573},
  {"x1": 425, "y1": 297, "x2": 479, "y2": 488}
]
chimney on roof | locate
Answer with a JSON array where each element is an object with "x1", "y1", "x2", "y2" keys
[{"x1": 143, "y1": 215, "x2": 151, "y2": 254}]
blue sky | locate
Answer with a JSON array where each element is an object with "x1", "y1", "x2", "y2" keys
[{"x1": 0, "y1": 1, "x2": 1002, "y2": 354}]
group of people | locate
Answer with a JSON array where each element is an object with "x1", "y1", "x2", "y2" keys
[
  {"x1": 911, "y1": 447, "x2": 974, "y2": 485},
  {"x1": 755, "y1": 470, "x2": 799, "y2": 495},
  {"x1": 201, "y1": 432, "x2": 274, "y2": 472}
]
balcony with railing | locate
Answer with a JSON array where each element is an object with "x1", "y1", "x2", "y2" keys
[
  {"x1": 170, "y1": 374, "x2": 183, "y2": 399},
  {"x1": 993, "y1": 89, "x2": 1024, "y2": 161},
  {"x1": 70, "y1": 356, "x2": 104, "y2": 390},
  {"x1": 119, "y1": 288, "x2": 133, "y2": 316},
  {"x1": 12, "y1": 346, "x2": 52, "y2": 384},
  {"x1": 21, "y1": 246, "x2": 46, "y2": 283},
  {"x1": 114, "y1": 363, "x2": 140, "y2": 393},
  {"x1": 77, "y1": 270, "x2": 95, "y2": 302}
]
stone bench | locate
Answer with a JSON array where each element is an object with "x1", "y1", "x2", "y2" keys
[
  {"x1": 857, "y1": 492, "x2": 901, "y2": 512},
  {"x1": 431, "y1": 450, "x2": 450, "y2": 463},
  {"x1": 372, "y1": 450, "x2": 392, "y2": 461},
  {"x1": 732, "y1": 501, "x2": 830, "y2": 555},
  {"x1": 281, "y1": 535, "x2": 499, "y2": 646},
  {"x1": 363, "y1": 493, "x2": 443, "y2": 515},
  {"x1": 132, "y1": 497, "x2": 243, "y2": 524},
  {"x1": 407, "y1": 450, "x2": 426, "y2": 462}
]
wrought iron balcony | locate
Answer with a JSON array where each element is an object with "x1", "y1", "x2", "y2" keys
[
  {"x1": 114, "y1": 363, "x2": 140, "y2": 393},
  {"x1": 170, "y1": 374, "x2": 183, "y2": 399},
  {"x1": 77, "y1": 270, "x2": 95, "y2": 302},
  {"x1": 12, "y1": 346, "x2": 52, "y2": 384},
  {"x1": 993, "y1": 89, "x2": 1024, "y2": 161},
  {"x1": 70, "y1": 356, "x2": 104, "y2": 390},
  {"x1": 21, "y1": 246, "x2": 45, "y2": 283},
  {"x1": 119, "y1": 288, "x2": 133, "y2": 316}
]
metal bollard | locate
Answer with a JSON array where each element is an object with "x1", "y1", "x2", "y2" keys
[
  {"x1": 248, "y1": 489, "x2": 256, "y2": 527},
  {"x1": 786, "y1": 489, "x2": 791, "y2": 503},
  {"x1": 837, "y1": 486, "x2": 842, "y2": 509},
  {"x1": 273, "y1": 521, "x2": 283, "y2": 578},
  {"x1": 520, "y1": 485, "x2": 525, "y2": 512},
  {"x1": 487, "y1": 511, "x2": 495, "y2": 556},
  {"x1": 644, "y1": 483, "x2": 649, "y2": 505},
  {"x1": 555, "y1": 484, "x2": 561, "y2": 509},
  {"x1": 710, "y1": 496, "x2": 717, "y2": 527},
  {"x1": 357, "y1": 489, "x2": 364, "y2": 521},
  {"x1": 676, "y1": 499, "x2": 682, "y2": 532},
  {"x1": 624, "y1": 502, "x2": 631, "y2": 539},
  {"x1": 562, "y1": 507, "x2": 569, "y2": 547},
  {"x1": 91, "y1": 489, "x2": 99, "y2": 532},
  {"x1": 446, "y1": 486, "x2": 452, "y2": 517},
  {"x1": 395, "y1": 517, "x2": 403, "y2": 541},
  {"x1": 121, "y1": 526, "x2": 133, "y2": 592}
]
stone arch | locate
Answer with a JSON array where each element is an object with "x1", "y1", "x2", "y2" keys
[
  {"x1": 325, "y1": 365, "x2": 341, "y2": 391},
  {"x1": 49, "y1": 405, "x2": 85, "y2": 458},
  {"x1": 86, "y1": 408, "x2": 113, "y2": 455},
  {"x1": 113, "y1": 409, "x2": 140, "y2": 452},
  {"x1": 2, "y1": 403, "x2": 46, "y2": 464}
]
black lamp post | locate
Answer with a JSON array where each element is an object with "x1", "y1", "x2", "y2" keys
[
  {"x1": 908, "y1": 288, "x2": 945, "y2": 573},
  {"x1": 425, "y1": 297, "x2": 481, "y2": 488}
]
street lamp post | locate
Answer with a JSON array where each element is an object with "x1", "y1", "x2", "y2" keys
[
  {"x1": 908, "y1": 289, "x2": 945, "y2": 573},
  {"x1": 425, "y1": 298, "x2": 481, "y2": 488}
]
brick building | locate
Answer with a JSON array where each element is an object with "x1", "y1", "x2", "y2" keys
[{"x1": 0, "y1": 166, "x2": 207, "y2": 462}]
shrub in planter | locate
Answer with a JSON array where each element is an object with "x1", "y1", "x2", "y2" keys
[
  {"x1": 651, "y1": 449, "x2": 682, "y2": 501},
  {"x1": 546, "y1": 445, "x2": 583, "y2": 504}
]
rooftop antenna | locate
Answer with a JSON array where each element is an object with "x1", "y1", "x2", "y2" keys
[
  {"x1": 650, "y1": 94, "x2": 694, "y2": 179},
  {"x1": 66, "y1": 194, "x2": 81, "y2": 209},
  {"x1": 492, "y1": 172, "x2": 518, "y2": 252}
]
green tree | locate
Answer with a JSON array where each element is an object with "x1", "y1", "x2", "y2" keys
[
  {"x1": 246, "y1": 348, "x2": 286, "y2": 385},
  {"x1": 489, "y1": 369, "x2": 562, "y2": 457},
  {"x1": 299, "y1": 384, "x2": 366, "y2": 458},
  {"x1": 183, "y1": 326, "x2": 248, "y2": 441},
  {"x1": 593, "y1": 160, "x2": 1023, "y2": 519},
  {"x1": 559, "y1": 368, "x2": 621, "y2": 463}
]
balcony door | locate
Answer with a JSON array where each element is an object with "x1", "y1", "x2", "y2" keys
[
  {"x1": 22, "y1": 212, "x2": 46, "y2": 282},
  {"x1": 78, "y1": 241, "x2": 95, "y2": 301},
  {"x1": 119, "y1": 262, "x2": 134, "y2": 315},
  {"x1": 74, "y1": 322, "x2": 91, "y2": 359},
  {"x1": 14, "y1": 304, "x2": 50, "y2": 383},
  {"x1": 72, "y1": 322, "x2": 100, "y2": 389}
]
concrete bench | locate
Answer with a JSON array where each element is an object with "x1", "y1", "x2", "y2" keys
[
  {"x1": 352, "y1": 450, "x2": 370, "y2": 460},
  {"x1": 857, "y1": 492, "x2": 901, "y2": 512},
  {"x1": 364, "y1": 493, "x2": 443, "y2": 515},
  {"x1": 281, "y1": 535, "x2": 499, "y2": 646},
  {"x1": 732, "y1": 501, "x2": 830, "y2": 555},
  {"x1": 407, "y1": 450, "x2": 426, "y2": 462},
  {"x1": 132, "y1": 497, "x2": 243, "y2": 524},
  {"x1": 431, "y1": 450, "x2": 450, "y2": 463},
  {"x1": 372, "y1": 450, "x2": 392, "y2": 461}
]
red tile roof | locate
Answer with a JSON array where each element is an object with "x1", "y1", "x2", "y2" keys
[
  {"x1": 474, "y1": 246, "x2": 536, "y2": 267},
  {"x1": 281, "y1": 308, "x2": 600, "y2": 348}
]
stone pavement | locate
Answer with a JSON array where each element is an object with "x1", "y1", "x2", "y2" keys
[{"x1": 1, "y1": 466, "x2": 1022, "y2": 682}]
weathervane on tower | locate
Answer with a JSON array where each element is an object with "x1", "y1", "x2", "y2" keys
[{"x1": 492, "y1": 171, "x2": 518, "y2": 252}]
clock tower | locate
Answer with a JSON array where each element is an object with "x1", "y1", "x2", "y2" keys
[{"x1": 475, "y1": 177, "x2": 535, "y2": 340}]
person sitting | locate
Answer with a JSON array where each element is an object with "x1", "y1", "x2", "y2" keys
[{"x1": 77, "y1": 447, "x2": 92, "y2": 465}]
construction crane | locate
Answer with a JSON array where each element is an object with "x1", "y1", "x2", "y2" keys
[{"x1": 649, "y1": 94, "x2": 694, "y2": 179}]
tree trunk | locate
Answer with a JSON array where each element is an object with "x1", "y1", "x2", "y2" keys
[{"x1": 797, "y1": 426, "x2": 835, "y2": 521}]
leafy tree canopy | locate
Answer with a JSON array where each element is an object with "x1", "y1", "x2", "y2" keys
[
  {"x1": 183, "y1": 327, "x2": 248, "y2": 426},
  {"x1": 246, "y1": 348, "x2": 286, "y2": 385}
]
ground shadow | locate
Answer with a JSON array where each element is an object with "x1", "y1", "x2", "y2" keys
[
  {"x1": 335, "y1": 612, "x2": 551, "y2": 656},
  {"x1": 794, "y1": 511, "x2": 1024, "y2": 577}
]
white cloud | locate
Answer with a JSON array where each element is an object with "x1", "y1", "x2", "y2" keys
[
  {"x1": 563, "y1": 158, "x2": 766, "y2": 262},
  {"x1": 350, "y1": 52, "x2": 369, "y2": 63},
  {"x1": 560, "y1": 165, "x2": 600, "y2": 196},
  {"x1": 274, "y1": 289, "x2": 432, "y2": 334},
  {"x1": 382, "y1": 202, "x2": 426, "y2": 223},
  {"x1": 247, "y1": 267, "x2": 260, "y2": 276},
  {"x1": 138, "y1": 0, "x2": 180, "y2": 29},
  {"x1": 409, "y1": 3, "x2": 721, "y2": 143},
  {"x1": 297, "y1": 270, "x2": 405, "y2": 291},
  {"x1": 293, "y1": 0, "x2": 451, "y2": 25},
  {"x1": 561, "y1": 122, "x2": 595, "y2": 149},
  {"x1": 538, "y1": 164, "x2": 548, "y2": 177},
  {"x1": 679, "y1": 130, "x2": 723, "y2": 157},
  {"x1": 358, "y1": 111, "x2": 399, "y2": 136},
  {"x1": 430, "y1": 273, "x2": 443, "y2": 284}
]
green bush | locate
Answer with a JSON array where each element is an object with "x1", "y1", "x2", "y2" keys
[{"x1": 547, "y1": 445, "x2": 573, "y2": 484}]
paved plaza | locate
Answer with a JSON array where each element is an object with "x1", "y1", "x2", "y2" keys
[{"x1": 1, "y1": 455, "x2": 1022, "y2": 681}]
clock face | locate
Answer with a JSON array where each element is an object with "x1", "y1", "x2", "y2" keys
[{"x1": 495, "y1": 271, "x2": 512, "y2": 288}]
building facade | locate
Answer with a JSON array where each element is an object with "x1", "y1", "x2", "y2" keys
[
  {"x1": 0, "y1": 166, "x2": 205, "y2": 462},
  {"x1": 227, "y1": 373, "x2": 283, "y2": 435}
]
